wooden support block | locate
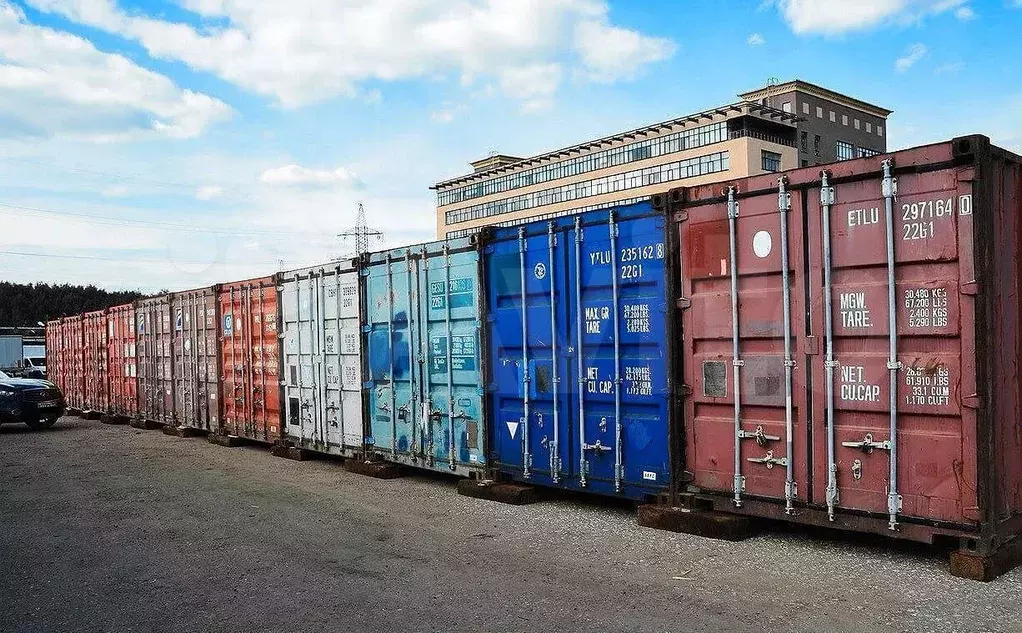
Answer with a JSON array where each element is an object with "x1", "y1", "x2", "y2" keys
[
  {"x1": 456, "y1": 480, "x2": 544, "y2": 505},
  {"x1": 636, "y1": 504, "x2": 758, "y2": 542}
]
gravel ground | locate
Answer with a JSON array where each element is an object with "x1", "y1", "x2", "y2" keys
[{"x1": 1, "y1": 417, "x2": 1020, "y2": 633}]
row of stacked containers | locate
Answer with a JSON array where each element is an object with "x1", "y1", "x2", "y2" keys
[{"x1": 45, "y1": 136, "x2": 1022, "y2": 579}]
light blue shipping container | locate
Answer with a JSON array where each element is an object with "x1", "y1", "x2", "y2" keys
[
  {"x1": 362, "y1": 237, "x2": 487, "y2": 476},
  {"x1": 485, "y1": 201, "x2": 673, "y2": 500}
]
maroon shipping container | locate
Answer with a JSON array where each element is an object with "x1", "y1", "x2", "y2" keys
[
  {"x1": 217, "y1": 276, "x2": 281, "y2": 444},
  {"x1": 81, "y1": 310, "x2": 108, "y2": 415},
  {"x1": 667, "y1": 136, "x2": 1021, "y2": 579},
  {"x1": 58, "y1": 315, "x2": 85, "y2": 412},
  {"x1": 170, "y1": 287, "x2": 220, "y2": 432},
  {"x1": 107, "y1": 303, "x2": 137, "y2": 420},
  {"x1": 45, "y1": 320, "x2": 61, "y2": 392},
  {"x1": 135, "y1": 295, "x2": 174, "y2": 426}
]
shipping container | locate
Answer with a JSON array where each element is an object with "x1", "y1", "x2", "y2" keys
[
  {"x1": 45, "y1": 321, "x2": 60, "y2": 390},
  {"x1": 217, "y1": 276, "x2": 281, "y2": 443},
  {"x1": 0, "y1": 335, "x2": 24, "y2": 372},
  {"x1": 59, "y1": 315, "x2": 85, "y2": 411},
  {"x1": 170, "y1": 287, "x2": 220, "y2": 433},
  {"x1": 485, "y1": 202, "x2": 674, "y2": 499},
  {"x1": 668, "y1": 136, "x2": 1022, "y2": 575},
  {"x1": 363, "y1": 237, "x2": 486, "y2": 476},
  {"x1": 279, "y1": 262, "x2": 365, "y2": 457},
  {"x1": 106, "y1": 303, "x2": 137, "y2": 420},
  {"x1": 81, "y1": 310, "x2": 108, "y2": 415},
  {"x1": 135, "y1": 295, "x2": 174, "y2": 426}
]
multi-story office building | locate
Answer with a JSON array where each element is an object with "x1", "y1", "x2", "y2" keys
[{"x1": 433, "y1": 80, "x2": 891, "y2": 238}]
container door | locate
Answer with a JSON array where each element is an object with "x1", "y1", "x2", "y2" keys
[
  {"x1": 366, "y1": 254, "x2": 418, "y2": 462},
  {"x1": 808, "y1": 164, "x2": 976, "y2": 526},
  {"x1": 221, "y1": 282, "x2": 279, "y2": 442},
  {"x1": 680, "y1": 182, "x2": 809, "y2": 511},
  {"x1": 282, "y1": 273, "x2": 317, "y2": 445},
  {"x1": 333, "y1": 269, "x2": 364, "y2": 452},
  {"x1": 421, "y1": 244, "x2": 486, "y2": 472}
]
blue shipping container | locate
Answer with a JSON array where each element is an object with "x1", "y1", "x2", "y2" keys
[
  {"x1": 363, "y1": 238, "x2": 487, "y2": 476},
  {"x1": 485, "y1": 201, "x2": 671, "y2": 499}
]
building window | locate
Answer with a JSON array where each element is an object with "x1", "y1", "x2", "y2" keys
[
  {"x1": 802, "y1": 102, "x2": 810, "y2": 115},
  {"x1": 800, "y1": 131, "x2": 808, "y2": 153},
  {"x1": 854, "y1": 119, "x2": 861, "y2": 130},
  {"x1": 762, "y1": 150, "x2": 782, "y2": 172},
  {"x1": 814, "y1": 135, "x2": 821, "y2": 157},
  {"x1": 801, "y1": 159, "x2": 810, "y2": 167},
  {"x1": 842, "y1": 114, "x2": 849, "y2": 126},
  {"x1": 444, "y1": 151, "x2": 731, "y2": 225},
  {"x1": 816, "y1": 106, "x2": 823, "y2": 119},
  {"x1": 836, "y1": 141, "x2": 855, "y2": 161},
  {"x1": 877, "y1": 126, "x2": 884, "y2": 137},
  {"x1": 829, "y1": 111, "x2": 836, "y2": 122},
  {"x1": 866, "y1": 122, "x2": 873, "y2": 133},
  {"x1": 858, "y1": 147, "x2": 880, "y2": 158},
  {"x1": 782, "y1": 102, "x2": 792, "y2": 113}
]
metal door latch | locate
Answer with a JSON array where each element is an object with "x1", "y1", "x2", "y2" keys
[
  {"x1": 583, "y1": 440, "x2": 612, "y2": 453},
  {"x1": 738, "y1": 425, "x2": 780, "y2": 447},
  {"x1": 851, "y1": 459, "x2": 863, "y2": 481},
  {"x1": 747, "y1": 450, "x2": 788, "y2": 469},
  {"x1": 841, "y1": 433, "x2": 891, "y2": 453}
]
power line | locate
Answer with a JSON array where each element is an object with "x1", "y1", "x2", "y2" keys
[{"x1": 0, "y1": 200, "x2": 339, "y2": 239}]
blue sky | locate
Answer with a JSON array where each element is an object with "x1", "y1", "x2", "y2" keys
[{"x1": 0, "y1": 0, "x2": 1019, "y2": 291}]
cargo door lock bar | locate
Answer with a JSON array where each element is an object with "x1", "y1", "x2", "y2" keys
[
  {"x1": 573, "y1": 217, "x2": 588, "y2": 487},
  {"x1": 821, "y1": 174, "x2": 840, "y2": 521},
  {"x1": 747, "y1": 450, "x2": 788, "y2": 469},
  {"x1": 518, "y1": 228, "x2": 532, "y2": 479},
  {"x1": 777, "y1": 177, "x2": 797, "y2": 515},
  {"x1": 727, "y1": 187, "x2": 746, "y2": 508},
  {"x1": 547, "y1": 222, "x2": 561, "y2": 483},
  {"x1": 443, "y1": 242, "x2": 457, "y2": 471},
  {"x1": 881, "y1": 159, "x2": 903, "y2": 531},
  {"x1": 608, "y1": 211, "x2": 624, "y2": 492},
  {"x1": 737, "y1": 425, "x2": 780, "y2": 447},
  {"x1": 841, "y1": 433, "x2": 892, "y2": 453}
]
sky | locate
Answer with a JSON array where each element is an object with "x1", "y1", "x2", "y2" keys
[{"x1": 0, "y1": 0, "x2": 1020, "y2": 292}]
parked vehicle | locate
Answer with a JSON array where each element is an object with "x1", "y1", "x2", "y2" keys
[
  {"x1": 22, "y1": 355, "x2": 46, "y2": 379},
  {"x1": 0, "y1": 369, "x2": 65, "y2": 429}
]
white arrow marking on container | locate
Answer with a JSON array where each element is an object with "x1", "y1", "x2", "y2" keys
[{"x1": 506, "y1": 421, "x2": 519, "y2": 439}]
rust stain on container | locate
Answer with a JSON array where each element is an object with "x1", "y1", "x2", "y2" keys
[
  {"x1": 170, "y1": 287, "x2": 220, "y2": 432},
  {"x1": 135, "y1": 295, "x2": 174, "y2": 425}
]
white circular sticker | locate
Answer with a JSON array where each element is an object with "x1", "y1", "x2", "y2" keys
[
  {"x1": 534, "y1": 262, "x2": 547, "y2": 280},
  {"x1": 752, "y1": 230, "x2": 773, "y2": 258}
]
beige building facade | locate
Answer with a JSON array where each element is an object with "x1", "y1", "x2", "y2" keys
[{"x1": 433, "y1": 81, "x2": 889, "y2": 238}]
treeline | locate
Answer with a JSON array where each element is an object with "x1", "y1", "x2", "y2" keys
[{"x1": 0, "y1": 282, "x2": 147, "y2": 327}]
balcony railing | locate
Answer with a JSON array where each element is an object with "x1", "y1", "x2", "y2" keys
[{"x1": 729, "y1": 129, "x2": 797, "y2": 148}]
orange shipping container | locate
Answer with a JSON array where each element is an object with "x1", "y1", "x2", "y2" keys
[
  {"x1": 106, "y1": 303, "x2": 137, "y2": 420},
  {"x1": 217, "y1": 276, "x2": 281, "y2": 443},
  {"x1": 59, "y1": 315, "x2": 85, "y2": 411}
]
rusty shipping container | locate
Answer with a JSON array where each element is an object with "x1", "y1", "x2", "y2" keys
[
  {"x1": 667, "y1": 135, "x2": 1022, "y2": 579},
  {"x1": 218, "y1": 276, "x2": 281, "y2": 444},
  {"x1": 45, "y1": 320, "x2": 60, "y2": 388},
  {"x1": 58, "y1": 315, "x2": 85, "y2": 412},
  {"x1": 106, "y1": 303, "x2": 137, "y2": 421},
  {"x1": 170, "y1": 287, "x2": 220, "y2": 432},
  {"x1": 136, "y1": 295, "x2": 174, "y2": 426},
  {"x1": 81, "y1": 310, "x2": 109, "y2": 415}
]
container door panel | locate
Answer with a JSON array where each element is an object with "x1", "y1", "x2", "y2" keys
[{"x1": 809, "y1": 167, "x2": 974, "y2": 525}]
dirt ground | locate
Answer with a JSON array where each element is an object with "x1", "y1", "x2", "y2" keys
[{"x1": 1, "y1": 417, "x2": 1020, "y2": 633}]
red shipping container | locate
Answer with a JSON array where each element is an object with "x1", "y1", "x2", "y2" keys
[
  {"x1": 135, "y1": 295, "x2": 174, "y2": 426},
  {"x1": 58, "y1": 315, "x2": 85, "y2": 412},
  {"x1": 45, "y1": 320, "x2": 61, "y2": 390},
  {"x1": 169, "y1": 287, "x2": 220, "y2": 432},
  {"x1": 667, "y1": 136, "x2": 1022, "y2": 579},
  {"x1": 106, "y1": 303, "x2": 137, "y2": 420},
  {"x1": 81, "y1": 310, "x2": 108, "y2": 415},
  {"x1": 217, "y1": 276, "x2": 281, "y2": 443}
]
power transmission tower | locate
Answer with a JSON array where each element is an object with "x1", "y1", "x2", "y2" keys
[{"x1": 337, "y1": 202, "x2": 383, "y2": 258}]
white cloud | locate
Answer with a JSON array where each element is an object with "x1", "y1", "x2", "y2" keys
[
  {"x1": 259, "y1": 164, "x2": 364, "y2": 189},
  {"x1": 747, "y1": 33, "x2": 766, "y2": 45},
  {"x1": 499, "y1": 64, "x2": 563, "y2": 112},
  {"x1": 895, "y1": 43, "x2": 928, "y2": 72},
  {"x1": 955, "y1": 6, "x2": 974, "y2": 18},
  {"x1": 776, "y1": 0, "x2": 968, "y2": 34},
  {"x1": 572, "y1": 19, "x2": 675, "y2": 82},
  {"x1": 934, "y1": 61, "x2": 964, "y2": 74},
  {"x1": 24, "y1": 0, "x2": 674, "y2": 109},
  {"x1": 0, "y1": 1, "x2": 230, "y2": 141},
  {"x1": 431, "y1": 110, "x2": 456, "y2": 124},
  {"x1": 195, "y1": 185, "x2": 224, "y2": 200}
]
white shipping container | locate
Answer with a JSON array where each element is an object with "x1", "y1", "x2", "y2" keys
[
  {"x1": 0, "y1": 335, "x2": 24, "y2": 371},
  {"x1": 280, "y1": 262, "x2": 365, "y2": 456}
]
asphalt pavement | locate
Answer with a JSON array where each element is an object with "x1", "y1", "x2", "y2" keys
[{"x1": 1, "y1": 417, "x2": 1020, "y2": 633}]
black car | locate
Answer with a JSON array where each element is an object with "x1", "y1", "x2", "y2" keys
[{"x1": 0, "y1": 370, "x2": 65, "y2": 429}]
